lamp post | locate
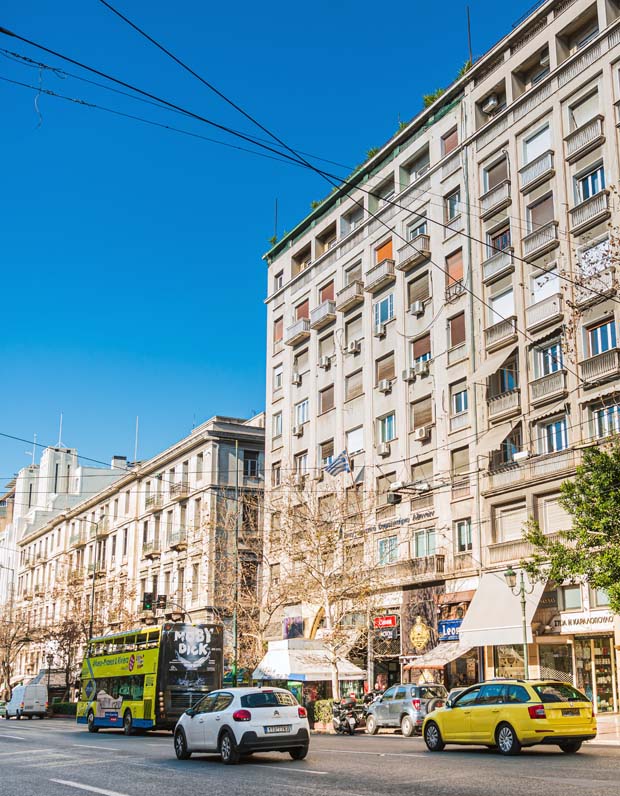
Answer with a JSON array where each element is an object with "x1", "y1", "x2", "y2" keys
[
  {"x1": 46, "y1": 652, "x2": 54, "y2": 696},
  {"x1": 503, "y1": 567, "x2": 534, "y2": 679}
]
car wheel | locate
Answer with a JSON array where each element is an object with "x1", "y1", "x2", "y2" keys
[
  {"x1": 496, "y1": 723, "x2": 521, "y2": 755},
  {"x1": 87, "y1": 711, "x2": 99, "y2": 733},
  {"x1": 401, "y1": 715, "x2": 415, "y2": 738},
  {"x1": 123, "y1": 710, "x2": 134, "y2": 736},
  {"x1": 366, "y1": 715, "x2": 378, "y2": 735},
  {"x1": 27, "y1": 715, "x2": 33, "y2": 720},
  {"x1": 219, "y1": 730, "x2": 240, "y2": 765},
  {"x1": 16, "y1": 712, "x2": 21, "y2": 720},
  {"x1": 424, "y1": 721, "x2": 445, "y2": 752},
  {"x1": 289, "y1": 746, "x2": 308, "y2": 760},
  {"x1": 559, "y1": 740, "x2": 582, "y2": 754},
  {"x1": 174, "y1": 728, "x2": 192, "y2": 760}
]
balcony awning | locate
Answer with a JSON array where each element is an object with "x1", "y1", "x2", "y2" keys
[
  {"x1": 403, "y1": 641, "x2": 473, "y2": 670},
  {"x1": 458, "y1": 570, "x2": 546, "y2": 647},
  {"x1": 476, "y1": 420, "x2": 516, "y2": 455},
  {"x1": 253, "y1": 639, "x2": 366, "y2": 682},
  {"x1": 473, "y1": 346, "x2": 517, "y2": 382},
  {"x1": 438, "y1": 589, "x2": 476, "y2": 605}
]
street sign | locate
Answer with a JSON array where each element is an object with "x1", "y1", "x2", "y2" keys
[
  {"x1": 438, "y1": 618, "x2": 462, "y2": 641},
  {"x1": 373, "y1": 615, "x2": 397, "y2": 629}
]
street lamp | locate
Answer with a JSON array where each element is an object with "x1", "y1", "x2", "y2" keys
[
  {"x1": 46, "y1": 653, "x2": 54, "y2": 694},
  {"x1": 503, "y1": 566, "x2": 534, "y2": 679}
]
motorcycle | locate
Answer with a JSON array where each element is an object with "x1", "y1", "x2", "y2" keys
[{"x1": 332, "y1": 700, "x2": 359, "y2": 735}]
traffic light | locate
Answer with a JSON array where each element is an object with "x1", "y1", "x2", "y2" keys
[
  {"x1": 142, "y1": 592, "x2": 153, "y2": 611},
  {"x1": 156, "y1": 595, "x2": 167, "y2": 610}
]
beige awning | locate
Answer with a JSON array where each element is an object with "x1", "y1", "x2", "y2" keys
[
  {"x1": 473, "y1": 347, "x2": 517, "y2": 382},
  {"x1": 475, "y1": 421, "x2": 516, "y2": 455},
  {"x1": 253, "y1": 639, "x2": 366, "y2": 682},
  {"x1": 403, "y1": 641, "x2": 473, "y2": 670}
]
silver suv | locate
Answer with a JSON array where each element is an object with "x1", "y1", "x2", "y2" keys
[{"x1": 365, "y1": 683, "x2": 448, "y2": 737}]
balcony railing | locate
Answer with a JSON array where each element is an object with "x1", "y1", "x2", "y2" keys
[
  {"x1": 484, "y1": 316, "x2": 517, "y2": 350},
  {"x1": 70, "y1": 531, "x2": 86, "y2": 548},
  {"x1": 526, "y1": 292, "x2": 562, "y2": 332},
  {"x1": 575, "y1": 267, "x2": 615, "y2": 307},
  {"x1": 569, "y1": 191, "x2": 610, "y2": 235},
  {"x1": 519, "y1": 150, "x2": 554, "y2": 192},
  {"x1": 397, "y1": 235, "x2": 431, "y2": 272},
  {"x1": 170, "y1": 481, "x2": 190, "y2": 500},
  {"x1": 444, "y1": 213, "x2": 464, "y2": 238},
  {"x1": 450, "y1": 412, "x2": 469, "y2": 432},
  {"x1": 480, "y1": 180, "x2": 511, "y2": 219},
  {"x1": 145, "y1": 494, "x2": 163, "y2": 510},
  {"x1": 168, "y1": 529, "x2": 188, "y2": 550},
  {"x1": 488, "y1": 532, "x2": 564, "y2": 565},
  {"x1": 309, "y1": 300, "x2": 336, "y2": 330},
  {"x1": 335, "y1": 280, "x2": 365, "y2": 312},
  {"x1": 381, "y1": 554, "x2": 445, "y2": 584},
  {"x1": 487, "y1": 388, "x2": 520, "y2": 420},
  {"x1": 284, "y1": 318, "x2": 311, "y2": 346},
  {"x1": 142, "y1": 540, "x2": 162, "y2": 559},
  {"x1": 565, "y1": 115, "x2": 605, "y2": 162},
  {"x1": 522, "y1": 221, "x2": 559, "y2": 258},
  {"x1": 445, "y1": 280, "x2": 466, "y2": 302},
  {"x1": 447, "y1": 342, "x2": 467, "y2": 365},
  {"x1": 580, "y1": 348, "x2": 620, "y2": 386},
  {"x1": 482, "y1": 248, "x2": 514, "y2": 284},
  {"x1": 486, "y1": 449, "x2": 579, "y2": 492},
  {"x1": 530, "y1": 370, "x2": 567, "y2": 405},
  {"x1": 364, "y1": 259, "x2": 396, "y2": 293}
]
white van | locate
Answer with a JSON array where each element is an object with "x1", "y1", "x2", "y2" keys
[{"x1": 5, "y1": 684, "x2": 48, "y2": 719}]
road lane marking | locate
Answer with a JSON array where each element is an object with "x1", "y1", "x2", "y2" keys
[
  {"x1": 50, "y1": 780, "x2": 130, "y2": 796},
  {"x1": 0, "y1": 734, "x2": 25, "y2": 740},
  {"x1": 72, "y1": 745, "x2": 125, "y2": 752},
  {"x1": 0, "y1": 748, "x2": 48, "y2": 757},
  {"x1": 248, "y1": 764, "x2": 327, "y2": 774},
  {"x1": 321, "y1": 747, "x2": 426, "y2": 758}
]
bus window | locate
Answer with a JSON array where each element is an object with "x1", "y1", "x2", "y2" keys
[
  {"x1": 136, "y1": 633, "x2": 147, "y2": 647},
  {"x1": 147, "y1": 631, "x2": 159, "y2": 643}
]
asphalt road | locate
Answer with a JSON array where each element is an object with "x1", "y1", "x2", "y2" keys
[{"x1": 0, "y1": 718, "x2": 618, "y2": 796}]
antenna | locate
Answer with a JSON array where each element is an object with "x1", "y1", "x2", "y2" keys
[
  {"x1": 57, "y1": 412, "x2": 64, "y2": 447},
  {"x1": 134, "y1": 416, "x2": 139, "y2": 463},
  {"x1": 274, "y1": 197, "x2": 278, "y2": 240},
  {"x1": 466, "y1": 5, "x2": 473, "y2": 65},
  {"x1": 25, "y1": 432, "x2": 37, "y2": 465}
]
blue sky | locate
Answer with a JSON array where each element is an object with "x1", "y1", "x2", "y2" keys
[{"x1": 0, "y1": 0, "x2": 524, "y2": 482}]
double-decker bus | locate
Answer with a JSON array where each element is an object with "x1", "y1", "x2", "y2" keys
[{"x1": 76, "y1": 622, "x2": 223, "y2": 734}]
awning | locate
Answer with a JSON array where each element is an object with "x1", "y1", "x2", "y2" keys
[
  {"x1": 473, "y1": 347, "x2": 517, "y2": 382},
  {"x1": 438, "y1": 590, "x2": 476, "y2": 605},
  {"x1": 403, "y1": 641, "x2": 473, "y2": 670},
  {"x1": 458, "y1": 570, "x2": 546, "y2": 647},
  {"x1": 475, "y1": 421, "x2": 516, "y2": 455},
  {"x1": 252, "y1": 639, "x2": 366, "y2": 682}
]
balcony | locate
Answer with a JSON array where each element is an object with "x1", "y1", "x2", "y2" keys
[
  {"x1": 396, "y1": 235, "x2": 431, "y2": 272},
  {"x1": 482, "y1": 248, "x2": 514, "y2": 284},
  {"x1": 87, "y1": 563, "x2": 105, "y2": 578},
  {"x1": 447, "y1": 342, "x2": 467, "y2": 365},
  {"x1": 569, "y1": 191, "x2": 610, "y2": 236},
  {"x1": 565, "y1": 115, "x2": 605, "y2": 163},
  {"x1": 34, "y1": 585, "x2": 45, "y2": 597},
  {"x1": 519, "y1": 150, "x2": 554, "y2": 192},
  {"x1": 488, "y1": 532, "x2": 564, "y2": 565},
  {"x1": 450, "y1": 412, "x2": 469, "y2": 432},
  {"x1": 364, "y1": 259, "x2": 396, "y2": 293},
  {"x1": 381, "y1": 554, "x2": 445, "y2": 585},
  {"x1": 170, "y1": 481, "x2": 190, "y2": 500},
  {"x1": 168, "y1": 529, "x2": 188, "y2": 551},
  {"x1": 487, "y1": 388, "x2": 520, "y2": 421},
  {"x1": 145, "y1": 494, "x2": 163, "y2": 511},
  {"x1": 444, "y1": 214, "x2": 464, "y2": 239},
  {"x1": 70, "y1": 531, "x2": 86, "y2": 549},
  {"x1": 142, "y1": 540, "x2": 162, "y2": 559},
  {"x1": 284, "y1": 318, "x2": 311, "y2": 346},
  {"x1": 580, "y1": 348, "x2": 620, "y2": 387},
  {"x1": 486, "y1": 450, "x2": 579, "y2": 493},
  {"x1": 522, "y1": 221, "x2": 559, "y2": 258},
  {"x1": 309, "y1": 300, "x2": 336, "y2": 330},
  {"x1": 530, "y1": 370, "x2": 567, "y2": 406},
  {"x1": 526, "y1": 292, "x2": 563, "y2": 332},
  {"x1": 575, "y1": 267, "x2": 616, "y2": 308},
  {"x1": 445, "y1": 280, "x2": 466, "y2": 303},
  {"x1": 479, "y1": 180, "x2": 511, "y2": 219},
  {"x1": 484, "y1": 316, "x2": 517, "y2": 351},
  {"x1": 335, "y1": 280, "x2": 365, "y2": 312}
]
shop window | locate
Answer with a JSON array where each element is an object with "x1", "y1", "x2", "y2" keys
[{"x1": 494, "y1": 645, "x2": 525, "y2": 679}]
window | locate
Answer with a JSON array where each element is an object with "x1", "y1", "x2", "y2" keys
[
  {"x1": 196, "y1": 453, "x2": 203, "y2": 481},
  {"x1": 494, "y1": 501, "x2": 527, "y2": 542},
  {"x1": 492, "y1": 355, "x2": 518, "y2": 394},
  {"x1": 273, "y1": 317, "x2": 283, "y2": 344},
  {"x1": 591, "y1": 588, "x2": 610, "y2": 608},
  {"x1": 489, "y1": 287, "x2": 514, "y2": 325},
  {"x1": 446, "y1": 249, "x2": 463, "y2": 286},
  {"x1": 537, "y1": 492, "x2": 571, "y2": 533},
  {"x1": 571, "y1": 21, "x2": 599, "y2": 52},
  {"x1": 373, "y1": 294, "x2": 395, "y2": 326},
  {"x1": 523, "y1": 125, "x2": 550, "y2": 164},
  {"x1": 569, "y1": 91, "x2": 598, "y2": 130},
  {"x1": 531, "y1": 266, "x2": 559, "y2": 303},
  {"x1": 408, "y1": 273, "x2": 430, "y2": 307},
  {"x1": 442, "y1": 128, "x2": 458, "y2": 156},
  {"x1": 412, "y1": 334, "x2": 431, "y2": 363},
  {"x1": 319, "y1": 281, "x2": 334, "y2": 302},
  {"x1": 451, "y1": 382, "x2": 468, "y2": 415},
  {"x1": 449, "y1": 312, "x2": 466, "y2": 348},
  {"x1": 445, "y1": 188, "x2": 460, "y2": 221},
  {"x1": 406, "y1": 149, "x2": 430, "y2": 182},
  {"x1": 345, "y1": 370, "x2": 363, "y2": 401},
  {"x1": 484, "y1": 157, "x2": 508, "y2": 191},
  {"x1": 270, "y1": 562, "x2": 280, "y2": 584},
  {"x1": 273, "y1": 411, "x2": 282, "y2": 438},
  {"x1": 345, "y1": 261, "x2": 362, "y2": 284},
  {"x1": 320, "y1": 439, "x2": 335, "y2": 466},
  {"x1": 273, "y1": 364, "x2": 283, "y2": 391},
  {"x1": 295, "y1": 399, "x2": 309, "y2": 426},
  {"x1": 454, "y1": 687, "x2": 482, "y2": 707},
  {"x1": 455, "y1": 519, "x2": 472, "y2": 553},
  {"x1": 537, "y1": 340, "x2": 563, "y2": 376},
  {"x1": 379, "y1": 413, "x2": 396, "y2": 443},
  {"x1": 527, "y1": 194, "x2": 554, "y2": 232},
  {"x1": 377, "y1": 179, "x2": 395, "y2": 208},
  {"x1": 487, "y1": 225, "x2": 511, "y2": 256},
  {"x1": 295, "y1": 452, "x2": 308, "y2": 475},
  {"x1": 451, "y1": 447, "x2": 469, "y2": 479},
  {"x1": 376, "y1": 239, "x2": 393, "y2": 263},
  {"x1": 274, "y1": 271, "x2": 283, "y2": 291},
  {"x1": 413, "y1": 528, "x2": 436, "y2": 558},
  {"x1": 592, "y1": 403, "x2": 620, "y2": 439},
  {"x1": 496, "y1": 425, "x2": 522, "y2": 467},
  {"x1": 411, "y1": 460, "x2": 433, "y2": 491},
  {"x1": 378, "y1": 536, "x2": 398, "y2": 566},
  {"x1": 576, "y1": 163, "x2": 605, "y2": 202},
  {"x1": 319, "y1": 385, "x2": 334, "y2": 414},
  {"x1": 561, "y1": 584, "x2": 582, "y2": 611},
  {"x1": 588, "y1": 319, "x2": 616, "y2": 356},
  {"x1": 407, "y1": 214, "x2": 427, "y2": 240},
  {"x1": 376, "y1": 353, "x2": 395, "y2": 383},
  {"x1": 243, "y1": 451, "x2": 259, "y2": 478},
  {"x1": 346, "y1": 314, "x2": 363, "y2": 344},
  {"x1": 343, "y1": 205, "x2": 364, "y2": 233},
  {"x1": 346, "y1": 426, "x2": 364, "y2": 454},
  {"x1": 295, "y1": 299, "x2": 309, "y2": 320},
  {"x1": 411, "y1": 396, "x2": 432, "y2": 429},
  {"x1": 539, "y1": 416, "x2": 568, "y2": 454},
  {"x1": 319, "y1": 333, "x2": 335, "y2": 358},
  {"x1": 272, "y1": 462, "x2": 281, "y2": 486},
  {"x1": 579, "y1": 237, "x2": 610, "y2": 277}
]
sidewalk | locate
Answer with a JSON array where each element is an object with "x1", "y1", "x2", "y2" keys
[{"x1": 589, "y1": 713, "x2": 620, "y2": 746}]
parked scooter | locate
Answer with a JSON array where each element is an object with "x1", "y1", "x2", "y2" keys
[{"x1": 332, "y1": 699, "x2": 359, "y2": 735}]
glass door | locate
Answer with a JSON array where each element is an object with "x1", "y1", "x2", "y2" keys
[{"x1": 573, "y1": 637, "x2": 618, "y2": 713}]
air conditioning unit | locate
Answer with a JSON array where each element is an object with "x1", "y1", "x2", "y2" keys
[
  {"x1": 414, "y1": 360, "x2": 430, "y2": 377},
  {"x1": 378, "y1": 378, "x2": 392, "y2": 394},
  {"x1": 409, "y1": 300, "x2": 425, "y2": 317},
  {"x1": 374, "y1": 323, "x2": 386, "y2": 339},
  {"x1": 482, "y1": 93, "x2": 499, "y2": 114},
  {"x1": 414, "y1": 426, "x2": 431, "y2": 441},
  {"x1": 377, "y1": 442, "x2": 391, "y2": 457},
  {"x1": 402, "y1": 367, "x2": 416, "y2": 383},
  {"x1": 292, "y1": 425, "x2": 304, "y2": 437},
  {"x1": 318, "y1": 355, "x2": 331, "y2": 369},
  {"x1": 346, "y1": 340, "x2": 361, "y2": 355},
  {"x1": 413, "y1": 480, "x2": 431, "y2": 492},
  {"x1": 513, "y1": 450, "x2": 530, "y2": 463},
  {"x1": 291, "y1": 371, "x2": 302, "y2": 386}
]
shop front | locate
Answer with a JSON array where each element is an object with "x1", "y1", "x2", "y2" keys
[{"x1": 370, "y1": 608, "x2": 401, "y2": 690}]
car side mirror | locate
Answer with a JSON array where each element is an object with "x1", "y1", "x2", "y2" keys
[
  {"x1": 377, "y1": 696, "x2": 383, "y2": 702},
  {"x1": 445, "y1": 698, "x2": 454, "y2": 709},
  {"x1": 185, "y1": 708, "x2": 196, "y2": 717}
]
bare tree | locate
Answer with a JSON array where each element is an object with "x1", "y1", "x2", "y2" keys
[{"x1": 0, "y1": 607, "x2": 38, "y2": 700}]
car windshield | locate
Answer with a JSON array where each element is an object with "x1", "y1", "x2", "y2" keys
[
  {"x1": 240, "y1": 691, "x2": 297, "y2": 708},
  {"x1": 533, "y1": 683, "x2": 589, "y2": 703},
  {"x1": 417, "y1": 686, "x2": 447, "y2": 699}
]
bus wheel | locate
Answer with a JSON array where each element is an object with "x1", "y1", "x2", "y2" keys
[
  {"x1": 123, "y1": 710, "x2": 134, "y2": 736},
  {"x1": 87, "y1": 711, "x2": 99, "y2": 733}
]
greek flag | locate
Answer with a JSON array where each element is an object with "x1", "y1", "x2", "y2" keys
[{"x1": 325, "y1": 450, "x2": 350, "y2": 477}]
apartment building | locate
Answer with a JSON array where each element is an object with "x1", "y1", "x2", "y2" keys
[
  {"x1": 263, "y1": 0, "x2": 620, "y2": 705},
  {"x1": 10, "y1": 415, "x2": 264, "y2": 683}
]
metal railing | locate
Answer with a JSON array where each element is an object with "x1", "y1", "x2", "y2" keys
[
  {"x1": 565, "y1": 115, "x2": 604, "y2": 161},
  {"x1": 519, "y1": 150, "x2": 554, "y2": 191},
  {"x1": 522, "y1": 221, "x2": 558, "y2": 257},
  {"x1": 482, "y1": 248, "x2": 514, "y2": 283},
  {"x1": 526, "y1": 292, "x2": 562, "y2": 330}
]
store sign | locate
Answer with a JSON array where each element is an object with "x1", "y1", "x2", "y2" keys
[
  {"x1": 374, "y1": 615, "x2": 397, "y2": 629},
  {"x1": 555, "y1": 610, "x2": 614, "y2": 635},
  {"x1": 438, "y1": 619, "x2": 462, "y2": 641}
]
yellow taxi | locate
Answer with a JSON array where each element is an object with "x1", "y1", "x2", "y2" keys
[{"x1": 423, "y1": 680, "x2": 596, "y2": 755}]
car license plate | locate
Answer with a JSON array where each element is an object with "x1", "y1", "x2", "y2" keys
[
  {"x1": 264, "y1": 725, "x2": 291, "y2": 734},
  {"x1": 562, "y1": 709, "x2": 580, "y2": 717}
]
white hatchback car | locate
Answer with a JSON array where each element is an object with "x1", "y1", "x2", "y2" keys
[{"x1": 173, "y1": 687, "x2": 310, "y2": 764}]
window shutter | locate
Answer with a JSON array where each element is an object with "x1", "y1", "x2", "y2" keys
[
  {"x1": 296, "y1": 300, "x2": 309, "y2": 320},
  {"x1": 529, "y1": 195, "x2": 554, "y2": 228},
  {"x1": 411, "y1": 460, "x2": 433, "y2": 483},
  {"x1": 451, "y1": 447, "x2": 469, "y2": 475},
  {"x1": 408, "y1": 273, "x2": 430, "y2": 305},
  {"x1": 320, "y1": 281, "x2": 335, "y2": 302},
  {"x1": 294, "y1": 349, "x2": 309, "y2": 372},
  {"x1": 442, "y1": 128, "x2": 458, "y2": 155},
  {"x1": 449, "y1": 313, "x2": 466, "y2": 346},
  {"x1": 413, "y1": 334, "x2": 431, "y2": 359},
  {"x1": 376, "y1": 239, "x2": 393, "y2": 263},
  {"x1": 446, "y1": 249, "x2": 463, "y2": 285},
  {"x1": 539, "y1": 494, "x2": 572, "y2": 533},
  {"x1": 524, "y1": 126, "x2": 550, "y2": 163},
  {"x1": 412, "y1": 397, "x2": 432, "y2": 428},
  {"x1": 570, "y1": 92, "x2": 598, "y2": 129},
  {"x1": 494, "y1": 502, "x2": 527, "y2": 542},
  {"x1": 486, "y1": 158, "x2": 508, "y2": 189},
  {"x1": 345, "y1": 369, "x2": 364, "y2": 400},
  {"x1": 320, "y1": 385, "x2": 334, "y2": 413},
  {"x1": 377, "y1": 354, "x2": 395, "y2": 382},
  {"x1": 346, "y1": 315, "x2": 363, "y2": 343},
  {"x1": 319, "y1": 334, "x2": 335, "y2": 357},
  {"x1": 274, "y1": 318, "x2": 283, "y2": 342},
  {"x1": 346, "y1": 426, "x2": 364, "y2": 453}
]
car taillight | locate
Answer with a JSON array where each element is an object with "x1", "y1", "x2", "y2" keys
[
  {"x1": 20, "y1": 703, "x2": 24, "y2": 709},
  {"x1": 412, "y1": 699, "x2": 421, "y2": 711},
  {"x1": 298, "y1": 706, "x2": 308, "y2": 718},
  {"x1": 528, "y1": 704, "x2": 546, "y2": 719},
  {"x1": 232, "y1": 709, "x2": 252, "y2": 722},
  {"x1": 45, "y1": 702, "x2": 49, "y2": 709}
]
